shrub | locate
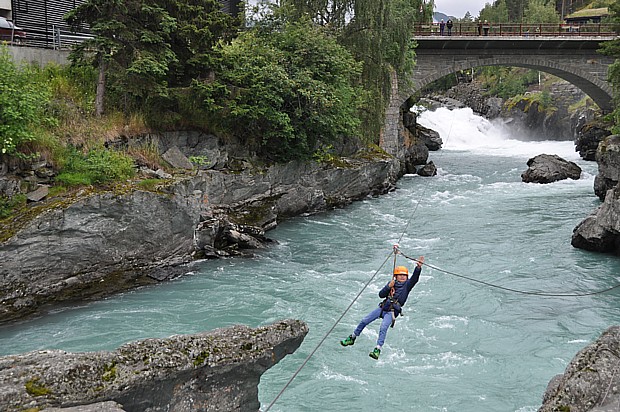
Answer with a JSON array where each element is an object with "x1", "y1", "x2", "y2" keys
[
  {"x1": 55, "y1": 147, "x2": 136, "y2": 186},
  {"x1": 0, "y1": 46, "x2": 54, "y2": 157}
]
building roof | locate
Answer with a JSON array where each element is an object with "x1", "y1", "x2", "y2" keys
[{"x1": 565, "y1": 7, "x2": 609, "y2": 20}]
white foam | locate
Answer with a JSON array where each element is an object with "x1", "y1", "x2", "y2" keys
[{"x1": 415, "y1": 106, "x2": 579, "y2": 159}]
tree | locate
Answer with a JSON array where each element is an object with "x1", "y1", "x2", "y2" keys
[
  {"x1": 523, "y1": 0, "x2": 561, "y2": 23},
  {"x1": 462, "y1": 11, "x2": 474, "y2": 22},
  {"x1": 598, "y1": 0, "x2": 620, "y2": 132},
  {"x1": 65, "y1": 0, "x2": 178, "y2": 116},
  {"x1": 479, "y1": 0, "x2": 509, "y2": 23},
  {"x1": 159, "y1": 0, "x2": 240, "y2": 86},
  {"x1": 277, "y1": 0, "x2": 422, "y2": 143},
  {"x1": 0, "y1": 47, "x2": 52, "y2": 156},
  {"x1": 193, "y1": 15, "x2": 363, "y2": 161}
]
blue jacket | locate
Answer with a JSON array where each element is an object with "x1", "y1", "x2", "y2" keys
[{"x1": 378, "y1": 266, "x2": 422, "y2": 315}]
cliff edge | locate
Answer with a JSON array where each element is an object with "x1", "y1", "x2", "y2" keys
[{"x1": 0, "y1": 319, "x2": 308, "y2": 412}]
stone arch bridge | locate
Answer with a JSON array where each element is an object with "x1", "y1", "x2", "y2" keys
[{"x1": 381, "y1": 36, "x2": 617, "y2": 156}]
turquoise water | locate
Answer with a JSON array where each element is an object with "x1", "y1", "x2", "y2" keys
[{"x1": 1, "y1": 107, "x2": 620, "y2": 411}]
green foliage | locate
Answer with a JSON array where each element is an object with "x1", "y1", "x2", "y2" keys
[
  {"x1": 523, "y1": 0, "x2": 562, "y2": 24},
  {"x1": 194, "y1": 15, "x2": 363, "y2": 162},
  {"x1": 0, "y1": 47, "x2": 53, "y2": 157},
  {"x1": 25, "y1": 378, "x2": 52, "y2": 396},
  {"x1": 55, "y1": 147, "x2": 135, "y2": 186},
  {"x1": 479, "y1": 0, "x2": 509, "y2": 23},
  {"x1": 480, "y1": 67, "x2": 539, "y2": 99},
  {"x1": 189, "y1": 155, "x2": 210, "y2": 166},
  {"x1": 65, "y1": 0, "x2": 240, "y2": 115},
  {"x1": 339, "y1": 0, "x2": 420, "y2": 143},
  {"x1": 599, "y1": 0, "x2": 620, "y2": 133},
  {"x1": 0, "y1": 194, "x2": 26, "y2": 219}
]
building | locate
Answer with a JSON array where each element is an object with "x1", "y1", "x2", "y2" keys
[
  {"x1": 564, "y1": 7, "x2": 610, "y2": 25},
  {"x1": 0, "y1": 0, "x2": 243, "y2": 48}
]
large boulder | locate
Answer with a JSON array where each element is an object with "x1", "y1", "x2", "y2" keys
[
  {"x1": 0, "y1": 319, "x2": 308, "y2": 412},
  {"x1": 572, "y1": 184, "x2": 620, "y2": 254},
  {"x1": 521, "y1": 154, "x2": 581, "y2": 184},
  {"x1": 539, "y1": 326, "x2": 620, "y2": 412}
]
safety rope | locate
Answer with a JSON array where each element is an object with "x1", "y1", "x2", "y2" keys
[
  {"x1": 262, "y1": 106, "x2": 454, "y2": 411},
  {"x1": 398, "y1": 250, "x2": 620, "y2": 297},
  {"x1": 261, "y1": 250, "x2": 394, "y2": 412}
]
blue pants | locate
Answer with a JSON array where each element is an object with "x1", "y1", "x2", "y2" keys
[{"x1": 353, "y1": 306, "x2": 394, "y2": 347}]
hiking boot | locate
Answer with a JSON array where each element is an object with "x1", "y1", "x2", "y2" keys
[
  {"x1": 369, "y1": 348, "x2": 381, "y2": 360},
  {"x1": 340, "y1": 335, "x2": 356, "y2": 347}
]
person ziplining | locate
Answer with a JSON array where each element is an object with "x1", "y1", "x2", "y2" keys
[{"x1": 340, "y1": 250, "x2": 425, "y2": 360}]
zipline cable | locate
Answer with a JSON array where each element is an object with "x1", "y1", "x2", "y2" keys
[
  {"x1": 263, "y1": 105, "x2": 456, "y2": 410},
  {"x1": 262, "y1": 250, "x2": 394, "y2": 412},
  {"x1": 399, "y1": 250, "x2": 620, "y2": 297}
]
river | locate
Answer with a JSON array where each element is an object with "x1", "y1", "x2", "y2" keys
[{"x1": 1, "y1": 107, "x2": 620, "y2": 411}]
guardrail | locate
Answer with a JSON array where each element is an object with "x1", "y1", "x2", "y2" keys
[
  {"x1": 4, "y1": 21, "x2": 92, "y2": 49},
  {"x1": 413, "y1": 22, "x2": 618, "y2": 37}
]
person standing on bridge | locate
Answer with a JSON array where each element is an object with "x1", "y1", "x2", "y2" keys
[
  {"x1": 483, "y1": 20, "x2": 490, "y2": 36},
  {"x1": 447, "y1": 19, "x2": 453, "y2": 36},
  {"x1": 340, "y1": 254, "x2": 425, "y2": 360},
  {"x1": 439, "y1": 19, "x2": 445, "y2": 35}
]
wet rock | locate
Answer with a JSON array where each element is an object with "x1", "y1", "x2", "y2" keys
[
  {"x1": 572, "y1": 185, "x2": 620, "y2": 254},
  {"x1": 0, "y1": 152, "x2": 402, "y2": 324},
  {"x1": 417, "y1": 161, "x2": 438, "y2": 177},
  {"x1": 539, "y1": 326, "x2": 620, "y2": 411},
  {"x1": 575, "y1": 120, "x2": 611, "y2": 161},
  {"x1": 0, "y1": 319, "x2": 308, "y2": 412},
  {"x1": 521, "y1": 154, "x2": 581, "y2": 184}
]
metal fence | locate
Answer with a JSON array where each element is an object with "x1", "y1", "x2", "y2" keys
[
  {"x1": 6, "y1": 20, "x2": 91, "y2": 49},
  {"x1": 413, "y1": 22, "x2": 618, "y2": 37}
]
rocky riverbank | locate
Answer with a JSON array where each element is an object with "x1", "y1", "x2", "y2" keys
[
  {"x1": 539, "y1": 326, "x2": 620, "y2": 411},
  {"x1": 0, "y1": 130, "x2": 437, "y2": 324},
  {"x1": 0, "y1": 319, "x2": 308, "y2": 412}
]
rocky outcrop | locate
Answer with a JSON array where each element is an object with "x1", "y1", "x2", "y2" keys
[
  {"x1": 594, "y1": 135, "x2": 620, "y2": 201},
  {"x1": 401, "y1": 110, "x2": 441, "y2": 174},
  {"x1": 521, "y1": 154, "x2": 582, "y2": 184},
  {"x1": 0, "y1": 319, "x2": 308, "y2": 412},
  {"x1": 572, "y1": 135, "x2": 620, "y2": 255},
  {"x1": 433, "y1": 82, "x2": 503, "y2": 118},
  {"x1": 571, "y1": 184, "x2": 620, "y2": 254},
  {"x1": 575, "y1": 119, "x2": 612, "y2": 162},
  {"x1": 0, "y1": 135, "x2": 403, "y2": 324},
  {"x1": 539, "y1": 326, "x2": 620, "y2": 412}
]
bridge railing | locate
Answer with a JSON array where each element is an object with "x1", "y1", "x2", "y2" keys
[{"x1": 413, "y1": 22, "x2": 618, "y2": 37}]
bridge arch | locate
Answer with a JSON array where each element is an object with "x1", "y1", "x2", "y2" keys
[
  {"x1": 408, "y1": 56, "x2": 613, "y2": 113},
  {"x1": 381, "y1": 37, "x2": 616, "y2": 157}
]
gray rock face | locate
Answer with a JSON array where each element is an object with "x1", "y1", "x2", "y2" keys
[
  {"x1": 521, "y1": 154, "x2": 582, "y2": 184},
  {"x1": 0, "y1": 152, "x2": 401, "y2": 323},
  {"x1": 572, "y1": 135, "x2": 620, "y2": 254},
  {"x1": 0, "y1": 319, "x2": 308, "y2": 412},
  {"x1": 594, "y1": 135, "x2": 620, "y2": 200},
  {"x1": 575, "y1": 120, "x2": 611, "y2": 161},
  {"x1": 539, "y1": 326, "x2": 620, "y2": 412},
  {"x1": 572, "y1": 185, "x2": 620, "y2": 254}
]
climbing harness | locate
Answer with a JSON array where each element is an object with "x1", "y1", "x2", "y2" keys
[{"x1": 379, "y1": 295, "x2": 401, "y2": 328}]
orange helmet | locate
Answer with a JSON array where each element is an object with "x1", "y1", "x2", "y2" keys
[{"x1": 393, "y1": 266, "x2": 409, "y2": 276}]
